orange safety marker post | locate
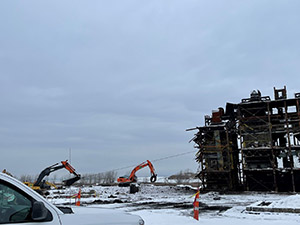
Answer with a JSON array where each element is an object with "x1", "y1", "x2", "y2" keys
[
  {"x1": 75, "y1": 188, "x2": 81, "y2": 206},
  {"x1": 193, "y1": 189, "x2": 200, "y2": 220}
]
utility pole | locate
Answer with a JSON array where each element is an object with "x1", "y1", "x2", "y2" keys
[{"x1": 69, "y1": 148, "x2": 72, "y2": 164}]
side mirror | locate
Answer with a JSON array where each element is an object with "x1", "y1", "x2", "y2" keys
[{"x1": 31, "y1": 201, "x2": 48, "y2": 221}]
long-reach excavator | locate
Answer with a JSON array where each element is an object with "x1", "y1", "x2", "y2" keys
[
  {"x1": 117, "y1": 160, "x2": 157, "y2": 186},
  {"x1": 24, "y1": 160, "x2": 81, "y2": 193}
]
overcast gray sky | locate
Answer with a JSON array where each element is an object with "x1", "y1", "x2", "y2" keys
[{"x1": 1, "y1": 1, "x2": 300, "y2": 178}]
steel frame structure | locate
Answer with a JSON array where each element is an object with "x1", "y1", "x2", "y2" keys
[{"x1": 189, "y1": 87, "x2": 300, "y2": 192}]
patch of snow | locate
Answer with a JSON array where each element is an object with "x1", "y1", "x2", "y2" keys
[
  {"x1": 268, "y1": 194, "x2": 300, "y2": 208},
  {"x1": 46, "y1": 184, "x2": 300, "y2": 225}
]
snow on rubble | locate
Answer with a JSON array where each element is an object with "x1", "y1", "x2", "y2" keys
[
  {"x1": 46, "y1": 184, "x2": 300, "y2": 224},
  {"x1": 269, "y1": 194, "x2": 300, "y2": 208}
]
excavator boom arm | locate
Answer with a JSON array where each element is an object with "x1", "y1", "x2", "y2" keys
[
  {"x1": 128, "y1": 162, "x2": 148, "y2": 181},
  {"x1": 34, "y1": 163, "x2": 64, "y2": 187},
  {"x1": 34, "y1": 160, "x2": 80, "y2": 187},
  {"x1": 118, "y1": 160, "x2": 157, "y2": 184},
  {"x1": 61, "y1": 160, "x2": 79, "y2": 176}
]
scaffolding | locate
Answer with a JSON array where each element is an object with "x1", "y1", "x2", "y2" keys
[
  {"x1": 189, "y1": 86, "x2": 300, "y2": 192},
  {"x1": 189, "y1": 108, "x2": 240, "y2": 191}
]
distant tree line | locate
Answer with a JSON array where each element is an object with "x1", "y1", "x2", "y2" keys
[
  {"x1": 18, "y1": 171, "x2": 118, "y2": 185},
  {"x1": 77, "y1": 171, "x2": 118, "y2": 185},
  {"x1": 18, "y1": 169, "x2": 197, "y2": 186},
  {"x1": 19, "y1": 174, "x2": 38, "y2": 183},
  {"x1": 168, "y1": 169, "x2": 197, "y2": 184}
]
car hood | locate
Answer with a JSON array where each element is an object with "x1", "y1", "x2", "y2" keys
[{"x1": 59, "y1": 206, "x2": 143, "y2": 225}]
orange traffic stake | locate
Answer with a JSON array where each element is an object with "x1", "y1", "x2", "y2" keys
[
  {"x1": 193, "y1": 189, "x2": 200, "y2": 220},
  {"x1": 75, "y1": 188, "x2": 81, "y2": 206}
]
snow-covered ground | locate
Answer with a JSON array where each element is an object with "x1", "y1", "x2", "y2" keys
[{"x1": 46, "y1": 184, "x2": 300, "y2": 224}]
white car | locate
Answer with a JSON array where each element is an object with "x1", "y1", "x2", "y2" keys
[{"x1": 0, "y1": 173, "x2": 144, "y2": 225}]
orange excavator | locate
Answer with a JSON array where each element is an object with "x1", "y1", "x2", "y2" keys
[{"x1": 117, "y1": 160, "x2": 157, "y2": 186}]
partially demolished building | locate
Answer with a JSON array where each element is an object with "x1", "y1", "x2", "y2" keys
[{"x1": 189, "y1": 87, "x2": 300, "y2": 192}]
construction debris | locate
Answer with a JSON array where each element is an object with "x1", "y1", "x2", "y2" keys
[{"x1": 188, "y1": 86, "x2": 300, "y2": 192}]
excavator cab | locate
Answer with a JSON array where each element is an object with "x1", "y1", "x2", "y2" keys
[{"x1": 118, "y1": 175, "x2": 137, "y2": 184}]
